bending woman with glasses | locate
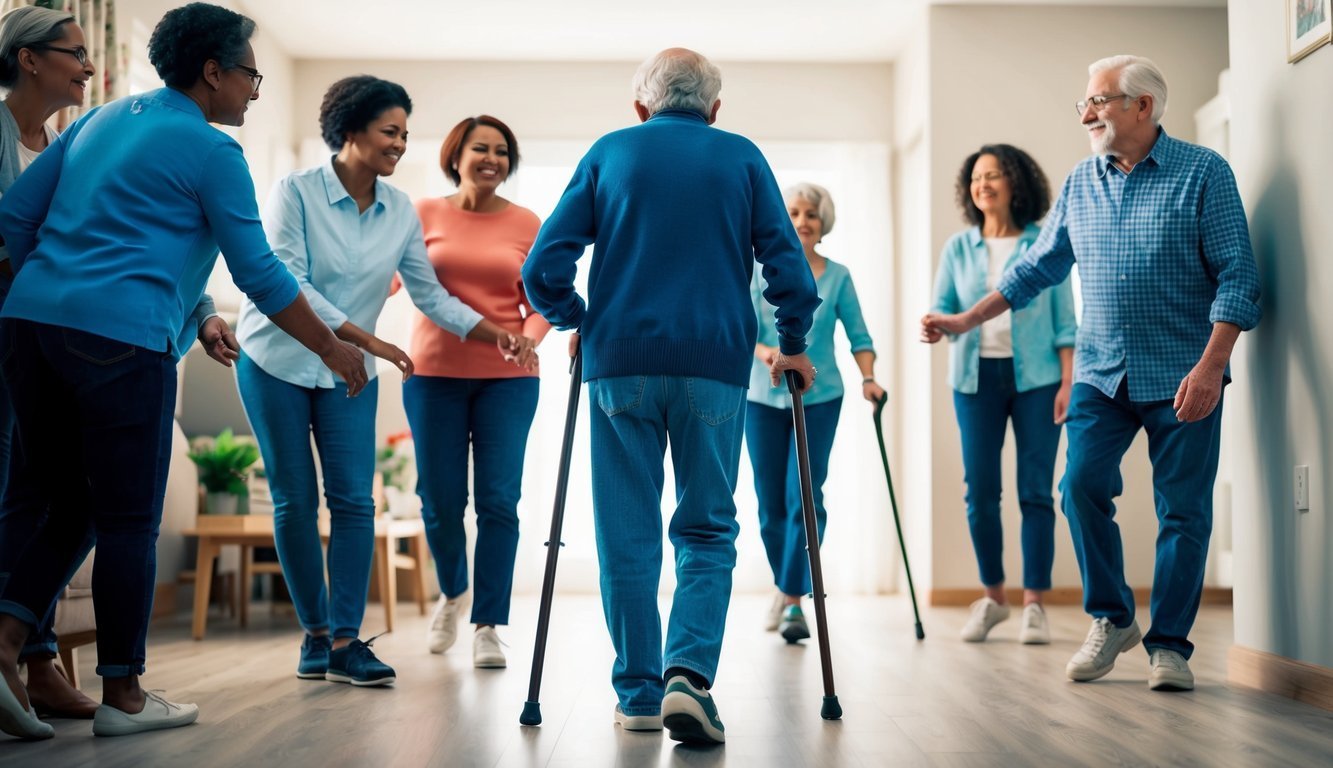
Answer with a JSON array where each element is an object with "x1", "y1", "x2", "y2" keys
[
  {"x1": 0, "y1": 3, "x2": 100, "y2": 724},
  {"x1": 921, "y1": 144, "x2": 1075, "y2": 646}
]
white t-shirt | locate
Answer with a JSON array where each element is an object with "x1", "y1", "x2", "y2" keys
[
  {"x1": 979, "y1": 236, "x2": 1018, "y2": 359},
  {"x1": 1, "y1": 126, "x2": 58, "y2": 265}
]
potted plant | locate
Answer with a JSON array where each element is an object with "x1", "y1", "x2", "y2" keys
[{"x1": 189, "y1": 429, "x2": 260, "y2": 517}]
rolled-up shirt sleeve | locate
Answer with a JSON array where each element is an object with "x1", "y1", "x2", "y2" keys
[{"x1": 1200, "y1": 159, "x2": 1261, "y2": 331}]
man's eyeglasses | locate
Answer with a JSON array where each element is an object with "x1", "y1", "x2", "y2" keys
[
  {"x1": 234, "y1": 64, "x2": 263, "y2": 94},
  {"x1": 31, "y1": 44, "x2": 88, "y2": 66},
  {"x1": 1074, "y1": 93, "x2": 1132, "y2": 115}
]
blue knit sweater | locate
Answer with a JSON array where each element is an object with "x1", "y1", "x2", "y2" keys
[{"x1": 522, "y1": 109, "x2": 819, "y2": 385}]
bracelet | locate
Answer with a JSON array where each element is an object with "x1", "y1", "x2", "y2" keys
[{"x1": 862, "y1": 377, "x2": 875, "y2": 384}]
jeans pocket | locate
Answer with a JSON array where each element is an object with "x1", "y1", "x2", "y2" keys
[
  {"x1": 594, "y1": 376, "x2": 646, "y2": 417},
  {"x1": 62, "y1": 327, "x2": 137, "y2": 366},
  {"x1": 686, "y1": 377, "x2": 743, "y2": 426}
]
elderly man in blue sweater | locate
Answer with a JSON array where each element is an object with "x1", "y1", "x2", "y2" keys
[{"x1": 523, "y1": 48, "x2": 820, "y2": 745}]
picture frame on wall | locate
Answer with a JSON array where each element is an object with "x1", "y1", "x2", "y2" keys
[{"x1": 1289, "y1": 0, "x2": 1332, "y2": 63}]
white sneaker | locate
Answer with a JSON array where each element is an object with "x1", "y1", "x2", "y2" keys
[
  {"x1": 1148, "y1": 649, "x2": 1195, "y2": 691},
  {"x1": 1019, "y1": 603, "x2": 1051, "y2": 645},
  {"x1": 960, "y1": 597, "x2": 1010, "y2": 642},
  {"x1": 473, "y1": 626, "x2": 507, "y2": 668},
  {"x1": 92, "y1": 691, "x2": 199, "y2": 737},
  {"x1": 764, "y1": 592, "x2": 784, "y2": 632},
  {"x1": 427, "y1": 592, "x2": 469, "y2": 654},
  {"x1": 1065, "y1": 617, "x2": 1142, "y2": 681},
  {"x1": 614, "y1": 704, "x2": 663, "y2": 731},
  {"x1": 0, "y1": 679, "x2": 53, "y2": 740}
]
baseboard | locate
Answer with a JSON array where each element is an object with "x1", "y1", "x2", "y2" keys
[
  {"x1": 1229, "y1": 644, "x2": 1333, "y2": 712},
  {"x1": 152, "y1": 582, "x2": 178, "y2": 621},
  {"x1": 929, "y1": 586, "x2": 1233, "y2": 607}
]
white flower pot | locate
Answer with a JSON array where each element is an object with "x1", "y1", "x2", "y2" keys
[{"x1": 205, "y1": 492, "x2": 240, "y2": 516}]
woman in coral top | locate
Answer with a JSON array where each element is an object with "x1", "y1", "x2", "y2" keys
[{"x1": 408, "y1": 115, "x2": 548, "y2": 668}]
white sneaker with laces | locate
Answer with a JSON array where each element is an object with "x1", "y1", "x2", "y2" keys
[
  {"x1": 1148, "y1": 649, "x2": 1195, "y2": 691},
  {"x1": 427, "y1": 592, "x2": 469, "y2": 654},
  {"x1": 1019, "y1": 603, "x2": 1051, "y2": 645},
  {"x1": 960, "y1": 597, "x2": 1010, "y2": 642},
  {"x1": 92, "y1": 691, "x2": 199, "y2": 737},
  {"x1": 1065, "y1": 617, "x2": 1142, "y2": 681},
  {"x1": 614, "y1": 704, "x2": 663, "y2": 731},
  {"x1": 473, "y1": 625, "x2": 507, "y2": 668},
  {"x1": 764, "y1": 592, "x2": 784, "y2": 632}
]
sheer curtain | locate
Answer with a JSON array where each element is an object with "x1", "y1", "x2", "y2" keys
[{"x1": 1, "y1": 0, "x2": 128, "y2": 125}]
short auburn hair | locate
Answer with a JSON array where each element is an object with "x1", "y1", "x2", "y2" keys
[{"x1": 439, "y1": 115, "x2": 520, "y2": 186}]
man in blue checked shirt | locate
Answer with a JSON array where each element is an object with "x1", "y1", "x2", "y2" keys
[{"x1": 923, "y1": 55, "x2": 1260, "y2": 693}]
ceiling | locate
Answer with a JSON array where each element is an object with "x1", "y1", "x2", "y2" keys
[{"x1": 238, "y1": 0, "x2": 1225, "y2": 63}]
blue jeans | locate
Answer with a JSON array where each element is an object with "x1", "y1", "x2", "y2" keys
[
  {"x1": 589, "y1": 375, "x2": 745, "y2": 716},
  {"x1": 1062, "y1": 380, "x2": 1223, "y2": 659},
  {"x1": 952, "y1": 358, "x2": 1061, "y2": 591},
  {"x1": 236, "y1": 353, "x2": 378, "y2": 640},
  {"x1": 402, "y1": 375, "x2": 538, "y2": 626},
  {"x1": 744, "y1": 398, "x2": 841, "y2": 596},
  {"x1": 0, "y1": 319, "x2": 173, "y2": 678}
]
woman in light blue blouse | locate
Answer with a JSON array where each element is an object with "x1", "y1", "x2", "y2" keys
[
  {"x1": 921, "y1": 144, "x2": 1075, "y2": 645},
  {"x1": 747, "y1": 182, "x2": 883, "y2": 643},
  {"x1": 235, "y1": 76, "x2": 530, "y2": 688}
]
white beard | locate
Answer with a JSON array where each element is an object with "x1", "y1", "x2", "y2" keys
[{"x1": 1088, "y1": 120, "x2": 1117, "y2": 155}]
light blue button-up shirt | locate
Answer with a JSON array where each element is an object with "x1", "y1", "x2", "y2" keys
[
  {"x1": 933, "y1": 224, "x2": 1076, "y2": 394},
  {"x1": 749, "y1": 259, "x2": 873, "y2": 408},
  {"x1": 236, "y1": 159, "x2": 483, "y2": 388},
  {"x1": 998, "y1": 130, "x2": 1261, "y2": 402}
]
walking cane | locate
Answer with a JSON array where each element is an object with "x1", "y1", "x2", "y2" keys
[
  {"x1": 785, "y1": 370, "x2": 843, "y2": 721},
  {"x1": 520, "y1": 349, "x2": 582, "y2": 727},
  {"x1": 873, "y1": 394, "x2": 925, "y2": 640}
]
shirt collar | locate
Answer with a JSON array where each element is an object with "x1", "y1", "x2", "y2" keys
[
  {"x1": 320, "y1": 155, "x2": 386, "y2": 211},
  {"x1": 648, "y1": 108, "x2": 709, "y2": 123},
  {"x1": 1097, "y1": 126, "x2": 1171, "y2": 177},
  {"x1": 967, "y1": 222, "x2": 1041, "y2": 248},
  {"x1": 157, "y1": 87, "x2": 208, "y2": 118}
]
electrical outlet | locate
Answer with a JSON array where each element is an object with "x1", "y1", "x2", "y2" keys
[{"x1": 1294, "y1": 465, "x2": 1310, "y2": 512}]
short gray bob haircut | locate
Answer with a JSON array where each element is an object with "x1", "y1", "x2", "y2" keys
[
  {"x1": 632, "y1": 48, "x2": 722, "y2": 117},
  {"x1": 784, "y1": 182, "x2": 836, "y2": 237},
  {"x1": 0, "y1": 5, "x2": 75, "y2": 89},
  {"x1": 1089, "y1": 54, "x2": 1168, "y2": 124}
]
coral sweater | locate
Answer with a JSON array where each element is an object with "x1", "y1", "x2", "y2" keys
[{"x1": 407, "y1": 198, "x2": 551, "y2": 378}]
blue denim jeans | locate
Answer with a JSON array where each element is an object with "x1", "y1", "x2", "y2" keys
[
  {"x1": 952, "y1": 358, "x2": 1061, "y2": 591},
  {"x1": 588, "y1": 374, "x2": 745, "y2": 716},
  {"x1": 402, "y1": 375, "x2": 538, "y2": 626},
  {"x1": 0, "y1": 319, "x2": 174, "y2": 677},
  {"x1": 744, "y1": 398, "x2": 841, "y2": 596},
  {"x1": 236, "y1": 353, "x2": 378, "y2": 640},
  {"x1": 1062, "y1": 380, "x2": 1223, "y2": 659}
]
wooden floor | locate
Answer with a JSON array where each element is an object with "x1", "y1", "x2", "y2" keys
[{"x1": 2, "y1": 595, "x2": 1330, "y2": 767}]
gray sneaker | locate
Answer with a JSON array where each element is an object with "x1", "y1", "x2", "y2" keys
[
  {"x1": 960, "y1": 597, "x2": 1010, "y2": 642},
  {"x1": 1148, "y1": 649, "x2": 1195, "y2": 691},
  {"x1": 764, "y1": 593, "x2": 784, "y2": 633},
  {"x1": 1066, "y1": 617, "x2": 1142, "y2": 681}
]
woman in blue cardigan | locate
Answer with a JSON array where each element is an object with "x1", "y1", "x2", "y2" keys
[{"x1": 922, "y1": 144, "x2": 1075, "y2": 645}]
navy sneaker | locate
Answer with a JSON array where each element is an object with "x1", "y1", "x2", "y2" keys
[
  {"x1": 325, "y1": 637, "x2": 396, "y2": 687},
  {"x1": 662, "y1": 675, "x2": 725, "y2": 745},
  {"x1": 297, "y1": 634, "x2": 333, "y2": 679},
  {"x1": 779, "y1": 604, "x2": 811, "y2": 644}
]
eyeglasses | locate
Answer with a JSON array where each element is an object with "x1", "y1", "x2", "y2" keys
[
  {"x1": 233, "y1": 64, "x2": 263, "y2": 95},
  {"x1": 31, "y1": 44, "x2": 88, "y2": 66},
  {"x1": 970, "y1": 171, "x2": 1005, "y2": 183},
  {"x1": 1074, "y1": 93, "x2": 1132, "y2": 115}
]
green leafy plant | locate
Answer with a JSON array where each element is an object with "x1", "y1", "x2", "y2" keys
[{"x1": 189, "y1": 429, "x2": 260, "y2": 499}]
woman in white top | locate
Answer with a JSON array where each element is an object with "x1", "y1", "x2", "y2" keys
[{"x1": 0, "y1": 5, "x2": 99, "y2": 722}]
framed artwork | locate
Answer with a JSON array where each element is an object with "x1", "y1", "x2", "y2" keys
[{"x1": 1289, "y1": 0, "x2": 1332, "y2": 63}]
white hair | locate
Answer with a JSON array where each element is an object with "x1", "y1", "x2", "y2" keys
[
  {"x1": 1089, "y1": 54, "x2": 1168, "y2": 123},
  {"x1": 784, "y1": 182, "x2": 836, "y2": 237},
  {"x1": 0, "y1": 6, "x2": 75, "y2": 89},
  {"x1": 631, "y1": 48, "x2": 721, "y2": 117}
]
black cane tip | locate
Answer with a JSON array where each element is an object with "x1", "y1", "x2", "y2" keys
[
  {"x1": 820, "y1": 695, "x2": 843, "y2": 720},
  {"x1": 520, "y1": 701, "x2": 543, "y2": 726},
  {"x1": 915, "y1": 622, "x2": 925, "y2": 641}
]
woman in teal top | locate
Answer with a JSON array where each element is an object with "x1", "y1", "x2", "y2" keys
[
  {"x1": 746, "y1": 182, "x2": 884, "y2": 643},
  {"x1": 921, "y1": 144, "x2": 1075, "y2": 646}
]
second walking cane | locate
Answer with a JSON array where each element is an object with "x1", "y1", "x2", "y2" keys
[
  {"x1": 520, "y1": 350, "x2": 582, "y2": 726},
  {"x1": 785, "y1": 370, "x2": 843, "y2": 721},
  {"x1": 873, "y1": 393, "x2": 925, "y2": 640}
]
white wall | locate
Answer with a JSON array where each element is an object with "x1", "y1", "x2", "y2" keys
[
  {"x1": 1227, "y1": 0, "x2": 1333, "y2": 669},
  {"x1": 900, "y1": 5, "x2": 1230, "y2": 595}
]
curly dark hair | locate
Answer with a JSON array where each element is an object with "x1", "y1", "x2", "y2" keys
[
  {"x1": 147, "y1": 3, "x2": 255, "y2": 90},
  {"x1": 439, "y1": 115, "x2": 520, "y2": 186},
  {"x1": 954, "y1": 144, "x2": 1051, "y2": 229},
  {"x1": 319, "y1": 76, "x2": 413, "y2": 150}
]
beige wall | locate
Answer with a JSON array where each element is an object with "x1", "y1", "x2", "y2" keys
[
  {"x1": 908, "y1": 5, "x2": 1230, "y2": 593},
  {"x1": 1227, "y1": 0, "x2": 1333, "y2": 668}
]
